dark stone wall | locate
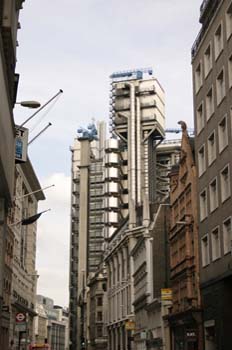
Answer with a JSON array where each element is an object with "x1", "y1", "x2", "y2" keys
[{"x1": 202, "y1": 276, "x2": 232, "y2": 350}]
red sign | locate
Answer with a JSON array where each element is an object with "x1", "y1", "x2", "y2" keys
[{"x1": 16, "y1": 312, "x2": 26, "y2": 323}]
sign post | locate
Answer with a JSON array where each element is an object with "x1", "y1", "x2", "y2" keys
[{"x1": 16, "y1": 313, "x2": 26, "y2": 350}]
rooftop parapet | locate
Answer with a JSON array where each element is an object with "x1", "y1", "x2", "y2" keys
[{"x1": 192, "y1": 0, "x2": 222, "y2": 59}]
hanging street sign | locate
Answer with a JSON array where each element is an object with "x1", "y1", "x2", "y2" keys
[
  {"x1": 161, "y1": 288, "x2": 173, "y2": 301},
  {"x1": 15, "y1": 125, "x2": 29, "y2": 163}
]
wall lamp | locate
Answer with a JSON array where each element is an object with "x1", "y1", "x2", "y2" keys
[
  {"x1": 15, "y1": 100, "x2": 41, "y2": 109},
  {"x1": 176, "y1": 221, "x2": 190, "y2": 225}
]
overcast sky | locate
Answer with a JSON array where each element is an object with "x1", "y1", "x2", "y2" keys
[{"x1": 14, "y1": 0, "x2": 202, "y2": 307}]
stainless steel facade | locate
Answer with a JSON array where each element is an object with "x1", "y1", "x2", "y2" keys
[{"x1": 105, "y1": 69, "x2": 177, "y2": 350}]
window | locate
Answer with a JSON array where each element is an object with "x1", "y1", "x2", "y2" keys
[
  {"x1": 223, "y1": 217, "x2": 231, "y2": 254},
  {"x1": 97, "y1": 296, "x2": 103, "y2": 306},
  {"x1": 200, "y1": 189, "x2": 207, "y2": 221},
  {"x1": 220, "y1": 164, "x2": 230, "y2": 202},
  {"x1": 97, "y1": 311, "x2": 103, "y2": 321},
  {"x1": 206, "y1": 87, "x2": 214, "y2": 120},
  {"x1": 198, "y1": 144, "x2": 206, "y2": 176},
  {"x1": 229, "y1": 54, "x2": 232, "y2": 88},
  {"x1": 211, "y1": 227, "x2": 221, "y2": 261},
  {"x1": 209, "y1": 178, "x2": 218, "y2": 212},
  {"x1": 201, "y1": 234, "x2": 210, "y2": 267},
  {"x1": 207, "y1": 131, "x2": 216, "y2": 165},
  {"x1": 216, "y1": 69, "x2": 225, "y2": 105},
  {"x1": 204, "y1": 43, "x2": 212, "y2": 77},
  {"x1": 195, "y1": 61, "x2": 203, "y2": 93},
  {"x1": 218, "y1": 115, "x2": 228, "y2": 153},
  {"x1": 196, "y1": 102, "x2": 204, "y2": 134},
  {"x1": 214, "y1": 23, "x2": 223, "y2": 59},
  {"x1": 96, "y1": 326, "x2": 103, "y2": 338},
  {"x1": 226, "y1": 2, "x2": 232, "y2": 39}
]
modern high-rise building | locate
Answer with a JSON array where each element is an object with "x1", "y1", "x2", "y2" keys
[
  {"x1": 192, "y1": 1, "x2": 232, "y2": 349},
  {"x1": 105, "y1": 68, "x2": 169, "y2": 350},
  {"x1": 69, "y1": 122, "x2": 106, "y2": 350}
]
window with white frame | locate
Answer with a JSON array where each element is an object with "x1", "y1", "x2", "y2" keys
[
  {"x1": 204, "y1": 43, "x2": 212, "y2": 77},
  {"x1": 195, "y1": 61, "x2": 203, "y2": 93},
  {"x1": 216, "y1": 69, "x2": 225, "y2": 105},
  {"x1": 196, "y1": 102, "x2": 204, "y2": 134},
  {"x1": 226, "y1": 2, "x2": 232, "y2": 39},
  {"x1": 214, "y1": 23, "x2": 224, "y2": 59},
  {"x1": 200, "y1": 189, "x2": 207, "y2": 221},
  {"x1": 211, "y1": 226, "x2": 221, "y2": 261},
  {"x1": 207, "y1": 131, "x2": 216, "y2": 165},
  {"x1": 201, "y1": 234, "x2": 210, "y2": 267},
  {"x1": 223, "y1": 217, "x2": 231, "y2": 254},
  {"x1": 209, "y1": 178, "x2": 218, "y2": 212},
  {"x1": 220, "y1": 164, "x2": 230, "y2": 202},
  {"x1": 198, "y1": 144, "x2": 206, "y2": 176},
  {"x1": 218, "y1": 115, "x2": 228, "y2": 153},
  {"x1": 206, "y1": 87, "x2": 214, "y2": 120},
  {"x1": 229, "y1": 54, "x2": 232, "y2": 87}
]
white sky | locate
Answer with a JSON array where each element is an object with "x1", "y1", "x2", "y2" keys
[{"x1": 14, "y1": 0, "x2": 202, "y2": 307}]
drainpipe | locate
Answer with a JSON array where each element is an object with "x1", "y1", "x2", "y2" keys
[
  {"x1": 125, "y1": 83, "x2": 136, "y2": 228},
  {"x1": 136, "y1": 97, "x2": 141, "y2": 205}
]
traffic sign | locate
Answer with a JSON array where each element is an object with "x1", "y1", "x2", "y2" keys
[{"x1": 16, "y1": 312, "x2": 26, "y2": 323}]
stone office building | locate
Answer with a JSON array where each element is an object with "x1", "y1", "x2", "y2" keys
[
  {"x1": 131, "y1": 202, "x2": 172, "y2": 350},
  {"x1": 10, "y1": 160, "x2": 45, "y2": 348},
  {"x1": 0, "y1": 1, "x2": 26, "y2": 348},
  {"x1": 192, "y1": 0, "x2": 232, "y2": 349}
]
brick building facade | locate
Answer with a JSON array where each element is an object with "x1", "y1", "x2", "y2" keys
[{"x1": 167, "y1": 124, "x2": 203, "y2": 350}]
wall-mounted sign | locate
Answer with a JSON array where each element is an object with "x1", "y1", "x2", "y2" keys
[
  {"x1": 161, "y1": 288, "x2": 172, "y2": 301},
  {"x1": 15, "y1": 125, "x2": 28, "y2": 163},
  {"x1": 186, "y1": 329, "x2": 197, "y2": 342},
  {"x1": 125, "y1": 321, "x2": 135, "y2": 330},
  {"x1": 16, "y1": 312, "x2": 26, "y2": 323}
]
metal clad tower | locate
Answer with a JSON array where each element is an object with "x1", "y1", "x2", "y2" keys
[
  {"x1": 69, "y1": 122, "x2": 106, "y2": 350},
  {"x1": 109, "y1": 68, "x2": 165, "y2": 229}
]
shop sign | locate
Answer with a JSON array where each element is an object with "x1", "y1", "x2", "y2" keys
[
  {"x1": 125, "y1": 321, "x2": 135, "y2": 330},
  {"x1": 186, "y1": 329, "x2": 197, "y2": 342},
  {"x1": 161, "y1": 288, "x2": 172, "y2": 301}
]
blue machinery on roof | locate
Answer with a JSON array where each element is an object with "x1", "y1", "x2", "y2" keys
[
  {"x1": 110, "y1": 67, "x2": 153, "y2": 81},
  {"x1": 77, "y1": 123, "x2": 98, "y2": 141}
]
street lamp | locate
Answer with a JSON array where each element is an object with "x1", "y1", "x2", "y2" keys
[{"x1": 15, "y1": 101, "x2": 41, "y2": 109}]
